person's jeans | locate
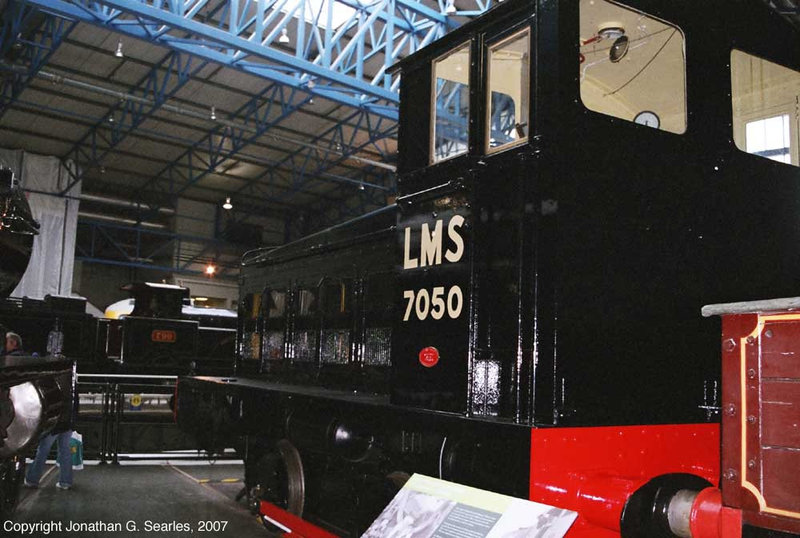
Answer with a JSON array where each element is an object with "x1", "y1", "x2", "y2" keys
[{"x1": 25, "y1": 430, "x2": 73, "y2": 486}]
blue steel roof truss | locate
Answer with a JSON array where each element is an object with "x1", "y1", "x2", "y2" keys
[
  {"x1": 0, "y1": 1, "x2": 77, "y2": 121},
  {"x1": 17, "y1": 0, "x2": 464, "y2": 118},
  {"x1": 61, "y1": 50, "x2": 210, "y2": 195},
  {"x1": 7, "y1": 0, "x2": 490, "y2": 273}
]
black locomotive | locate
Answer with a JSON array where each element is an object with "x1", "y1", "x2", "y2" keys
[
  {"x1": 0, "y1": 166, "x2": 73, "y2": 518},
  {"x1": 177, "y1": 0, "x2": 800, "y2": 536},
  {"x1": 0, "y1": 281, "x2": 236, "y2": 377}
]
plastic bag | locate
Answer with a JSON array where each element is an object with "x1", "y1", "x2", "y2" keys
[{"x1": 70, "y1": 431, "x2": 83, "y2": 470}]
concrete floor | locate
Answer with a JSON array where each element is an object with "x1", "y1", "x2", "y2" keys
[{"x1": 6, "y1": 462, "x2": 266, "y2": 537}]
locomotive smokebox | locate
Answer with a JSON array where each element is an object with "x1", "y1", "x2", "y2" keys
[{"x1": 0, "y1": 167, "x2": 38, "y2": 297}]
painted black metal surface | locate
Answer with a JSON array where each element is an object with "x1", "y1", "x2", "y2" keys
[{"x1": 177, "y1": 0, "x2": 800, "y2": 535}]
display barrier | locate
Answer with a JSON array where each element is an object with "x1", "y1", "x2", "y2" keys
[{"x1": 75, "y1": 373, "x2": 234, "y2": 463}]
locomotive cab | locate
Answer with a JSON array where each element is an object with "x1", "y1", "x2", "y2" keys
[{"x1": 391, "y1": 0, "x2": 800, "y2": 429}]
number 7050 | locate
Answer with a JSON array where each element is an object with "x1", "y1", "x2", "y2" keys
[{"x1": 403, "y1": 286, "x2": 464, "y2": 321}]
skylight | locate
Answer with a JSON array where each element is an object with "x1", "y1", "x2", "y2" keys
[{"x1": 284, "y1": 0, "x2": 358, "y2": 30}]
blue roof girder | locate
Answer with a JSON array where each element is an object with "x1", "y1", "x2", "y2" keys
[
  {"x1": 20, "y1": 0, "x2": 409, "y2": 118},
  {"x1": 129, "y1": 82, "x2": 315, "y2": 220},
  {"x1": 230, "y1": 108, "x2": 397, "y2": 206},
  {"x1": 0, "y1": 3, "x2": 76, "y2": 120},
  {"x1": 60, "y1": 50, "x2": 209, "y2": 195}
]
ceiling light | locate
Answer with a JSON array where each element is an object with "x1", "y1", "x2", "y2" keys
[
  {"x1": 115, "y1": 40, "x2": 124, "y2": 58},
  {"x1": 445, "y1": 0, "x2": 456, "y2": 14},
  {"x1": 205, "y1": 263, "x2": 216, "y2": 276},
  {"x1": 279, "y1": 28, "x2": 290, "y2": 44},
  {"x1": 609, "y1": 35, "x2": 629, "y2": 63},
  {"x1": 108, "y1": 114, "x2": 114, "y2": 123},
  {"x1": 222, "y1": 197, "x2": 233, "y2": 210},
  {"x1": 210, "y1": 106, "x2": 217, "y2": 121},
  {"x1": 358, "y1": 182, "x2": 365, "y2": 191}
]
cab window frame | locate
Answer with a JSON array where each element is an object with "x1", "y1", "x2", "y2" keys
[
  {"x1": 730, "y1": 48, "x2": 800, "y2": 168},
  {"x1": 578, "y1": 0, "x2": 688, "y2": 135},
  {"x1": 430, "y1": 40, "x2": 472, "y2": 164},
  {"x1": 485, "y1": 26, "x2": 532, "y2": 155}
]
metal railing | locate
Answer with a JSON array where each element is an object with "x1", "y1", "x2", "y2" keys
[{"x1": 76, "y1": 373, "x2": 232, "y2": 463}]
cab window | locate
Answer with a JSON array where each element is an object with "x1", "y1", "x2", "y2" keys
[
  {"x1": 579, "y1": 0, "x2": 687, "y2": 134},
  {"x1": 432, "y1": 42, "x2": 471, "y2": 163},
  {"x1": 731, "y1": 49, "x2": 800, "y2": 167},
  {"x1": 486, "y1": 29, "x2": 530, "y2": 153}
]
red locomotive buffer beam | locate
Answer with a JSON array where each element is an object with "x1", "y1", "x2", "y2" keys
[
  {"x1": 259, "y1": 501, "x2": 339, "y2": 538},
  {"x1": 530, "y1": 424, "x2": 720, "y2": 537},
  {"x1": 698, "y1": 297, "x2": 800, "y2": 537}
]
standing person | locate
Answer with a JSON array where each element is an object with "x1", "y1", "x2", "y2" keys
[
  {"x1": 5, "y1": 332, "x2": 26, "y2": 356},
  {"x1": 24, "y1": 430, "x2": 74, "y2": 490},
  {"x1": 22, "y1": 323, "x2": 73, "y2": 489}
]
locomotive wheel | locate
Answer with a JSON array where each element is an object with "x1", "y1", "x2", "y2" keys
[
  {"x1": 247, "y1": 439, "x2": 305, "y2": 517},
  {"x1": 386, "y1": 471, "x2": 410, "y2": 490}
]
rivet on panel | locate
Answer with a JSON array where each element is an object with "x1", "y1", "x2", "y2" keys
[
  {"x1": 725, "y1": 404, "x2": 737, "y2": 416},
  {"x1": 748, "y1": 459, "x2": 757, "y2": 469},
  {"x1": 748, "y1": 369, "x2": 756, "y2": 379},
  {"x1": 764, "y1": 329, "x2": 773, "y2": 338},
  {"x1": 722, "y1": 339, "x2": 736, "y2": 352},
  {"x1": 723, "y1": 469, "x2": 738, "y2": 481},
  {"x1": 746, "y1": 336, "x2": 756, "y2": 345},
  {"x1": 747, "y1": 415, "x2": 757, "y2": 424}
]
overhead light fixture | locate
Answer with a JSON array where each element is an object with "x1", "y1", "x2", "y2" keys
[
  {"x1": 205, "y1": 263, "x2": 217, "y2": 276},
  {"x1": 445, "y1": 0, "x2": 457, "y2": 14},
  {"x1": 108, "y1": 114, "x2": 114, "y2": 123},
  {"x1": 210, "y1": 106, "x2": 217, "y2": 121},
  {"x1": 597, "y1": 26, "x2": 628, "y2": 63},
  {"x1": 115, "y1": 40, "x2": 124, "y2": 58},
  {"x1": 279, "y1": 28, "x2": 290, "y2": 44},
  {"x1": 358, "y1": 181, "x2": 365, "y2": 191},
  {"x1": 609, "y1": 35, "x2": 629, "y2": 63},
  {"x1": 222, "y1": 197, "x2": 233, "y2": 210}
]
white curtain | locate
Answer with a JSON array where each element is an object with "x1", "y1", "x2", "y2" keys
[{"x1": 0, "y1": 148, "x2": 81, "y2": 299}]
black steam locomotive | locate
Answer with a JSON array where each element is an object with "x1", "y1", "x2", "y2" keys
[
  {"x1": 0, "y1": 282, "x2": 236, "y2": 377},
  {"x1": 0, "y1": 167, "x2": 73, "y2": 518},
  {"x1": 177, "y1": 0, "x2": 800, "y2": 536}
]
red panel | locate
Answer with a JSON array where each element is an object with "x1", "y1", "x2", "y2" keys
[
  {"x1": 761, "y1": 382, "x2": 800, "y2": 448},
  {"x1": 719, "y1": 312, "x2": 800, "y2": 535},
  {"x1": 530, "y1": 424, "x2": 719, "y2": 536},
  {"x1": 760, "y1": 322, "x2": 800, "y2": 379},
  {"x1": 762, "y1": 449, "x2": 800, "y2": 513},
  {"x1": 259, "y1": 502, "x2": 339, "y2": 538}
]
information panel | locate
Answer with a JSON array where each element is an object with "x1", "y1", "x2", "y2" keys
[{"x1": 361, "y1": 474, "x2": 576, "y2": 538}]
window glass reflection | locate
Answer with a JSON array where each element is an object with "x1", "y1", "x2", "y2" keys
[{"x1": 432, "y1": 42, "x2": 471, "y2": 163}]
